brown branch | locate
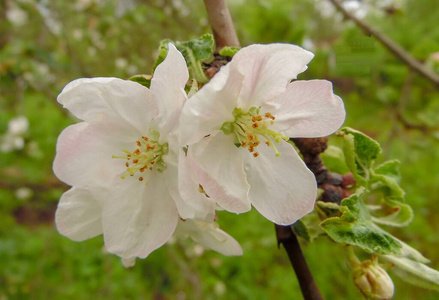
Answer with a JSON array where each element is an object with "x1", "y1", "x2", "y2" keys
[
  {"x1": 203, "y1": 0, "x2": 240, "y2": 51},
  {"x1": 275, "y1": 225, "x2": 324, "y2": 300},
  {"x1": 328, "y1": 0, "x2": 439, "y2": 88}
]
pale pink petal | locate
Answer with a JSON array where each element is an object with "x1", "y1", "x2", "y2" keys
[
  {"x1": 189, "y1": 132, "x2": 251, "y2": 213},
  {"x1": 55, "y1": 187, "x2": 104, "y2": 241},
  {"x1": 231, "y1": 44, "x2": 314, "y2": 109},
  {"x1": 265, "y1": 80, "x2": 345, "y2": 138},
  {"x1": 167, "y1": 151, "x2": 216, "y2": 221},
  {"x1": 179, "y1": 64, "x2": 244, "y2": 146},
  {"x1": 102, "y1": 174, "x2": 178, "y2": 259},
  {"x1": 178, "y1": 220, "x2": 243, "y2": 256},
  {"x1": 150, "y1": 44, "x2": 188, "y2": 136},
  {"x1": 53, "y1": 119, "x2": 138, "y2": 187},
  {"x1": 245, "y1": 140, "x2": 317, "y2": 225},
  {"x1": 121, "y1": 257, "x2": 136, "y2": 268},
  {"x1": 58, "y1": 77, "x2": 158, "y2": 132}
]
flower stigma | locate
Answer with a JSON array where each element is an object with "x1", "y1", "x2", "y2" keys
[
  {"x1": 112, "y1": 129, "x2": 168, "y2": 184},
  {"x1": 220, "y1": 107, "x2": 287, "y2": 157}
]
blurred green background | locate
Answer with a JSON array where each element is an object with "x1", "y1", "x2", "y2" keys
[{"x1": 1, "y1": 0, "x2": 438, "y2": 299}]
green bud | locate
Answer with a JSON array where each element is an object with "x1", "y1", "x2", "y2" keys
[{"x1": 353, "y1": 257, "x2": 394, "y2": 300}]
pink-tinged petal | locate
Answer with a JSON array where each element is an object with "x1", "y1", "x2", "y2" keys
[
  {"x1": 53, "y1": 119, "x2": 137, "y2": 187},
  {"x1": 55, "y1": 187, "x2": 104, "y2": 241},
  {"x1": 178, "y1": 220, "x2": 243, "y2": 256},
  {"x1": 58, "y1": 77, "x2": 158, "y2": 132},
  {"x1": 150, "y1": 44, "x2": 188, "y2": 136},
  {"x1": 167, "y1": 151, "x2": 216, "y2": 221},
  {"x1": 265, "y1": 80, "x2": 346, "y2": 138},
  {"x1": 121, "y1": 257, "x2": 136, "y2": 268},
  {"x1": 102, "y1": 174, "x2": 178, "y2": 259},
  {"x1": 189, "y1": 132, "x2": 251, "y2": 213},
  {"x1": 179, "y1": 64, "x2": 244, "y2": 146},
  {"x1": 245, "y1": 140, "x2": 317, "y2": 225},
  {"x1": 231, "y1": 43, "x2": 314, "y2": 109}
]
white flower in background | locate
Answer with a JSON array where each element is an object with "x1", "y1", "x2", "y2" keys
[
  {"x1": 115, "y1": 57, "x2": 128, "y2": 69},
  {"x1": 1, "y1": 115, "x2": 29, "y2": 152},
  {"x1": 179, "y1": 44, "x2": 345, "y2": 225},
  {"x1": 15, "y1": 187, "x2": 33, "y2": 200},
  {"x1": 6, "y1": 6, "x2": 28, "y2": 27},
  {"x1": 54, "y1": 44, "x2": 218, "y2": 261},
  {"x1": 8, "y1": 115, "x2": 29, "y2": 135}
]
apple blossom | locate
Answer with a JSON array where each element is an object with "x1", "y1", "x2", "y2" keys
[
  {"x1": 53, "y1": 44, "x2": 223, "y2": 261},
  {"x1": 179, "y1": 43, "x2": 345, "y2": 225}
]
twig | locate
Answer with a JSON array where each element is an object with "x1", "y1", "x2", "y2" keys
[
  {"x1": 203, "y1": 0, "x2": 240, "y2": 51},
  {"x1": 328, "y1": 0, "x2": 439, "y2": 88},
  {"x1": 275, "y1": 225, "x2": 324, "y2": 300},
  {"x1": 203, "y1": 1, "x2": 324, "y2": 299}
]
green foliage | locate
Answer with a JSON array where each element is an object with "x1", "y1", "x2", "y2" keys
[
  {"x1": 381, "y1": 255, "x2": 439, "y2": 292},
  {"x1": 321, "y1": 192, "x2": 402, "y2": 255},
  {"x1": 128, "y1": 74, "x2": 152, "y2": 88},
  {"x1": 219, "y1": 46, "x2": 241, "y2": 57},
  {"x1": 153, "y1": 34, "x2": 215, "y2": 83}
]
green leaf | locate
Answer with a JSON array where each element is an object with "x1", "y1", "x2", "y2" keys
[
  {"x1": 128, "y1": 74, "x2": 152, "y2": 88},
  {"x1": 396, "y1": 239, "x2": 430, "y2": 263},
  {"x1": 371, "y1": 160, "x2": 405, "y2": 200},
  {"x1": 153, "y1": 34, "x2": 215, "y2": 83},
  {"x1": 320, "y1": 193, "x2": 402, "y2": 255},
  {"x1": 380, "y1": 255, "x2": 439, "y2": 292},
  {"x1": 291, "y1": 220, "x2": 310, "y2": 242},
  {"x1": 320, "y1": 145, "x2": 350, "y2": 174},
  {"x1": 338, "y1": 127, "x2": 381, "y2": 184},
  {"x1": 219, "y1": 46, "x2": 240, "y2": 57},
  {"x1": 371, "y1": 199, "x2": 413, "y2": 227}
]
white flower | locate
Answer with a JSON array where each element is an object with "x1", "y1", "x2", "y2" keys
[
  {"x1": 174, "y1": 219, "x2": 243, "y2": 256},
  {"x1": 8, "y1": 115, "x2": 29, "y2": 135},
  {"x1": 179, "y1": 44, "x2": 345, "y2": 225},
  {"x1": 1, "y1": 116, "x2": 29, "y2": 152},
  {"x1": 54, "y1": 44, "x2": 211, "y2": 260}
]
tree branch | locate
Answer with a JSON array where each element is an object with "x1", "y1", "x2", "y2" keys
[
  {"x1": 328, "y1": 0, "x2": 439, "y2": 88},
  {"x1": 275, "y1": 225, "x2": 324, "y2": 300},
  {"x1": 203, "y1": 0, "x2": 240, "y2": 51}
]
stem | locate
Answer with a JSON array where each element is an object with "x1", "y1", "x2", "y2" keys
[
  {"x1": 328, "y1": 0, "x2": 439, "y2": 88},
  {"x1": 203, "y1": 0, "x2": 240, "y2": 51},
  {"x1": 275, "y1": 225, "x2": 324, "y2": 300},
  {"x1": 202, "y1": 1, "x2": 323, "y2": 298}
]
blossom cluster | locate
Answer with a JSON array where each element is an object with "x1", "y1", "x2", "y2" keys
[{"x1": 53, "y1": 43, "x2": 345, "y2": 265}]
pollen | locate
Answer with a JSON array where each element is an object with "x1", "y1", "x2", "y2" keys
[
  {"x1": 112, "y1": 129, "x2": 169, "y2": 184},
  {"x1": 220, "y1": 106, "x2": 287, "y2": 158}
]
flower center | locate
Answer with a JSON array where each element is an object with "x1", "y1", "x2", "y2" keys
[
  {"x1": 220, "y1": 107, "x2": 287, "y2": 157},
  {"x1": 112, "y1": 129, "x2": 168, "y2": 183}
]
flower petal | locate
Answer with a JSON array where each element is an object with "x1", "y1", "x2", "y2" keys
[
  {"x1": 53, "y1": 119, "x2": 136, "y2": 187},
  {"x1": 179, "y1": 63, "x2": 244, "y2": 146},
  {"x1": 265, "y1": 80, "x2": 346, "y2": 138},
  {"x1": 102, "y1": 174, "x2": 178, "y2": 259},
  {"x1": 189, "y1": 132, "x2": 251, "y2": 214},
  {"x1": 55, "y1": 187, "x2": 104, "y2": 241},
  {"x1": 150, "y1": 44, "x2": 188, "y2": 136},
  {"x1": 166, "y1": 150, "x2": 216, "y2": 221},
  {"x1": 231, "y1": 43, "x2": 314, "y2": 109},
  {"x1": 177, "y1": 220, "x2": 243, "y2": 256},
  {"x1": 58, "y1": 77, "x2": 158, "y2": 132},
  {"x1": 245, "y1": 140, "x2": 317, "y2": 225}
]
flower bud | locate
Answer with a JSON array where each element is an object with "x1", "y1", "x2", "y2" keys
[{"x1": 353, "y1": 257, "x2": 394, "y2": 300}]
